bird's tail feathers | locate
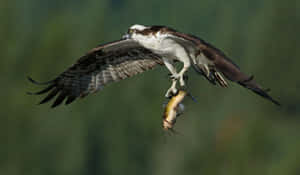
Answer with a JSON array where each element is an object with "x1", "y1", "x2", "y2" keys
[{"x1": 192, "y1": 64, "x2": 228, "y2": 87}]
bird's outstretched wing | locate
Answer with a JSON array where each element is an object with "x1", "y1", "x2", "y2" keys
[
  {"x1": 166, "y1": 30, "x2": 280, "y2": 105},
  {"x1": 28, "y1": 39, "x2": 163, "y2": 107}
]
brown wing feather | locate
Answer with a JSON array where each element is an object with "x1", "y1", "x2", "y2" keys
[
  {"x1": 198, "y1": 40, "x2": 280, "y2": 105},
  {"x1": 167, "y1": 28, "x2": 280, "y2": 105},
  {"x1": 28, "y1": 39, "x2": 163, "y2": 107}
]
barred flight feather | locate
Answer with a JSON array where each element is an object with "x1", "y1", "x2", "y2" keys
[{"x1": 28, "y1": 39, "x2": 163, "y2": 107}]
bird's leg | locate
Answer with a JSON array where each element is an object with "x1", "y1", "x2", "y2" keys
[
  {"x1": 165, "y1": 79, "x2": 178, "y2": 97},
  {"x1": 176, "y1": 67, "x2": 188, "y2": 86},
  {"x1": 175, "y1": 58, "x2": 191, "y2": 87},
  {"x1": 163, "y1": 58, "x2": 179, "y2": 97}
]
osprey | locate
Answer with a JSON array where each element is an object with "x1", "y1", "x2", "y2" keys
[{"x1": 28, "y1": 24, "x2": 280, "y2": 107}]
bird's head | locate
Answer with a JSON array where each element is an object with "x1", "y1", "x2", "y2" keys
[{"x1": 122, "y1": 24, "x2": 149, "y2": 39}]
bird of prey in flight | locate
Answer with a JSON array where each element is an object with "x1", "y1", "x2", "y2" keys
[{"x1": 28, "y1": 24, "x2": 280, "y2": 107}]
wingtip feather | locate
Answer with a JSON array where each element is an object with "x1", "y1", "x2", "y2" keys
[
  {"x1": 51, "y1": 92, "x2": 67, "y2": 108},
  {"x1": 27, "y1": 76, "x2": 54, "y2": 85},
  {"x1": 270, "y1": 98, "x2": 281, "y2": 106},
  {"x1": 27, "y1": 84, "x2": 56, "y2": 95},
  {"x1": 39, "y1": 88, "x2": 60, "y2": 105},
  {"x1": 65, "y1": 96, "x2": 77, "y2": 105},
  {"x1": 238, "y1": 76, "x2": 280, "y2": 106},
  {"x1": 252, "y1": 88, "x2": 280, "y2": 106}
]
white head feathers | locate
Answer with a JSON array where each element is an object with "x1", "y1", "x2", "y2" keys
[{"x1": 129, "y1": 24, "x2": 148, "y2": 31}]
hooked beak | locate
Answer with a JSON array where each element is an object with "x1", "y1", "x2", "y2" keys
[{"x1": 122, "y1": 33, "x2": 130, "y2": 39}]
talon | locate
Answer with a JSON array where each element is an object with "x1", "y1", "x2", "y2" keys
[{"x1": 165, "y1": 87, "x2": 178, "y2": 98}]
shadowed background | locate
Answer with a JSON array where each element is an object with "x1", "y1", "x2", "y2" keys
[{"x1": 1, "y1": 0, "x2": 299, "y2": 174}]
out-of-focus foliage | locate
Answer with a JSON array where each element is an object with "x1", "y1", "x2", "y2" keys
[{"x1": 0, "y1": 0, "x2": 299, "y2": 175}]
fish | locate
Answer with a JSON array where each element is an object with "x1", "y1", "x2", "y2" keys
[{"x1": 162, "y1": 90, "x2": 187, "y2": 132}]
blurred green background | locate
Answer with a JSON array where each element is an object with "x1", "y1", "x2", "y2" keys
[{"x1": 1, "y1": 0, "x2": 299, "y2": 174}]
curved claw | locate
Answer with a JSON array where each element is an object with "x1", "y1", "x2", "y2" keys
[{"x1": 165, "y1": 86, "x2": 178, "y2": 98}]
